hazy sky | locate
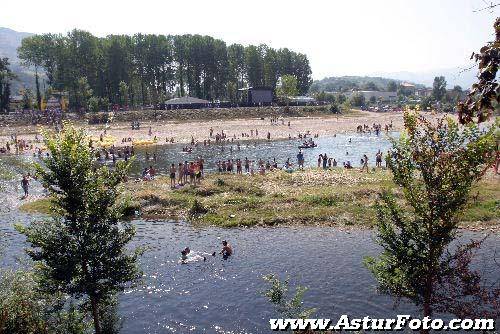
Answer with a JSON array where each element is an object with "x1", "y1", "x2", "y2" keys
[{"x1": 1, "y1": 0, "x2": 497, "y2": 79}]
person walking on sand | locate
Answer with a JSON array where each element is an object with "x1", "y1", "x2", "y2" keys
[{"x1": 21, "y1": 175, "x2": 29, "y2": 198}]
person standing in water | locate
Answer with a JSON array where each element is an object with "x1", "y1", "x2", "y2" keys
[
  {"x1": 220, "y1": 240, "x2": 233, "y2": 257},
  {"x1": 21, "y1": 175, "x2": 29, "y2": 198}
]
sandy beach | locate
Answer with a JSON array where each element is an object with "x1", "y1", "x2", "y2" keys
[{"x1": 0, "y1": 110, "x2": 410, "y2": 148}]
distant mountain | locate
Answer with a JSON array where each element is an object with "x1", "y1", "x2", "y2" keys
[
  {"x1": 0, "y1": 27, "x2": 36, "y2": 93},
  {"x1": 371, "y1": 66, "x2": 478, "y2": 90},
  {"x1": 309, "y1": 75, "x2": 423, "y2": 93}
]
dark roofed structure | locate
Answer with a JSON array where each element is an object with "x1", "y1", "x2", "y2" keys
[{"x1": 238, "y1": 87, "x2": 273, "y2": 105}]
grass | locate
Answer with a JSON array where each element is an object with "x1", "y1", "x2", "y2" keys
[
  {"x1": 18, "y1": 168, "x2": 499, "y2": 230},
  {"x1": 19, "y1": 198, "x2": 52, "y2": 214}
]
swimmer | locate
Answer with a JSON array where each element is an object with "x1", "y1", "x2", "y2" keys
[
  {"x1": 220, "y1": 240, "x2": 233, "y2": 257},
  {"x1": 181, "y1": 247, "x2": 191, "y2": 260}
]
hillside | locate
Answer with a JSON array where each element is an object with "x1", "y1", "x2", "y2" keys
[
  {"x1": 372, "y1": 67, "x2": 477, "y2": 90},
  {"x1": 0, "y1": 27, "x2": 36, "y2": 93},
  {"x1": 309, "y1": 75, "x2": 423, "y2": 93}
]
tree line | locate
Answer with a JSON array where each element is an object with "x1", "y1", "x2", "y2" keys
[{"x1": 17, "y1": 30, "x2": 312, "y2": 111}]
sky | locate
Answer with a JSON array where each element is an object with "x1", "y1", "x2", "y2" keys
[{"x1": 1, "y1": 0, "x2": 497, "y2": 79}]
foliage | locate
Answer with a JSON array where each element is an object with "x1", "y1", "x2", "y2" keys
[
  {"x1": 262, "y1": 274, "x2": 316, "y2": 319},
  {"x1": 432, "y1": 238, "x2": 500, "y2": 319},
  {"x1": 188, "y1": 199, "x2": 208, "y2": 217},
  {"x1": 420, "y1": 96, "x2": 434, "y2": 111},
  {"x1": 87, "y1": 96, "x2": 99, "y2": 113},
  {"x1": 18, "y1": 35, "x2": 48, "y2": 109},
  {"x1": 458, "y1": 17, "x2": 499, "y2": 124},
  {"x1": 17, "y1": 31, "x2": 312, "y2": 108},
  {"x1": 22, "y1": 88, "x2": 34, "y2": 109},
  {"x1": 362, "y1": 81, "x2": 379, "y2": 91},
  {"x1": 365, "y1": 112, "x2": 497, "y2": 320},
  {"x1": 309, "y1": 76, "x2": 411, "y2": 94},
  {"x1": 387, "y1": 80, "x2": 398, "y2": 92},
  {"x1": 432, "y1": 76, "x2": 447, "y2": 102},
  {"x1": 73, "y1": 77, "x2": 93, "y2": 111},
  {"x1": 277, "y1": 74, "x2": 299, "y2": 101},
  {"x1": 118, "y1": 81, "x2": 129, "y2": 107},
  {"x1": 0, "y1": 57, "x2": 14, "y2": 112},
  {"x1": 0, "y1": 269, "x2": 89, "y2": 334},
  {"x1": 329, "y1": 103, "x2": 340, "y2": 114},
  {"x1": 314, "y1": 91, "x2": 336, "y2": 103},
  {"x1": 350, "y1": 92, "x2": 365, "y2": 107},
  {"x1": 16, "y1": 124, "x2": 142, "y2": 334},
  {"x1": 341, "y1": 100, "x2": 351, "y2": 113}
]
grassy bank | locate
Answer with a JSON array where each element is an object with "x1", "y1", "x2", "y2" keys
[{"x1": 22, "y1": 168, "x2": 498, "y2": 230}]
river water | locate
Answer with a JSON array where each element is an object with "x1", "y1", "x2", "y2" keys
[
  {"x1": 120, "y1": 132, "x2": 396, "y2": 176},
  {"x1": 0, "y1": 134, "x2": 498, "y2": 334}
]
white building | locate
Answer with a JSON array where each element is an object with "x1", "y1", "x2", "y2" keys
[{"x1": 347, "y1": 90, "x2": 397, "y2": 102}]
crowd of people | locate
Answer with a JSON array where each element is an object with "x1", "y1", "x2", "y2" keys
[{"x1": 356, "y1": 121, "x2": 393, "y2": 135}]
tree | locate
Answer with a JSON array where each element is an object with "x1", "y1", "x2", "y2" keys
[
  {"x1": 420, "y1": 96, "x2": 434, "y2": 111},
  {"x1": 363, "y1": 81, "x2": 379, "y2": 91},
  {"x1": 458, "y1": 17, "x2": 499, "y2": 124},
  {"x1": 341, "y1": 100, "x2": 351, "y2": 113},
  {"x1": 262, "y1": 274, "x2": 316, "y2": 319},
  {"x1": 369, "y1": 95, "x2": 377, "y2": 104},
  {"x1": 350, "y1": 92, "x2": 365, "y2": 107},
  {"x1": 88, "y1": 96, "x2": 100, "y2": 113},
  {"x1": 118, "y1": 80, "x2": 129, "y2": 106},
  {"x1": 387, "y1": 80, "x2": 398, "y2": 92},
  {"x1": 364, "y1": 113, "x2": 497, "y2": 329},
  {"x1": 432, "y1": 76, "x2": 447, "y2": 101},
  {"x1": 74, "y1": 77, "x2": 93, "y2": 111},
  {"x1": 17, "y1": 125, "x2": 142, "y2": 334},
  {"x1": 18, "y1": 35, "x2": 54, "y2": 110},
  {"x1": 17, "y1": 30, "x2": 313, "y2": 110},
  {"x1": 21, "y1": 89, "x2": 34, "y2": 110},
  {"x1": 0, "y1": 57, "x2": 14, "y2": 112},
  {"x1": 276, "y1": 74, "x2": 299, "y2": 103},
  {"x1": 0, "y1": 268, "x2": 89, "y2": 334}
]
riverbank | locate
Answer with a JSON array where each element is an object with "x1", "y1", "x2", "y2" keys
[
  {"x1": 20, "y1": 168, "x2": 500, "y2": 232},
  {"x1": 0, "y1": 108, "x2": 407, "y2": 149}
]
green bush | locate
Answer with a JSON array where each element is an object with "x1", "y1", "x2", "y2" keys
[{"x1": 0, "y1": 269, "x2": 89, "y2": 334}]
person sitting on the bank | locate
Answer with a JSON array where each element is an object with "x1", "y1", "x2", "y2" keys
[
  {"x1": 220, "y1": 240, "x2": 232, "y2": 257},
  {"x1": 149, "y1": 165, "x2": 156, "y2": 179},
  {"x1": 142, "y1": 167, "x2": 151, "y2": 181}
]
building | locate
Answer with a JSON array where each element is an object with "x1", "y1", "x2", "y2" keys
[
  {"x1": 288, "y1": 96, "x2": 316, "y2": 104},
  {"x1": 164, "y1": 96, "x2": 210, "y2": 109},
  {"x1": 46, "y1": 96, "x2": 62, "y2": 109},
  {"x1": 348, "y1": 90, "x2": 397, "y2": 102},
  {"x1": 415, "y1": 88, "x2": 433, "y2": 98},
  {"x1": 9, "y1": 95, "x2": 23, "y2": 110},
  {"x1": 239, "y1": 87, "x2": 273, "y2": 105},
  {"x1": 399, "y1": 82, "x2": 416, "y2": 95}
]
